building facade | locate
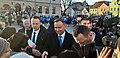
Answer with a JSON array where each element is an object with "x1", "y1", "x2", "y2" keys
[
  {"x1": 89, "y1": 1, "x2": 110, "y2": 16},
  {"x1": 81, "y1": 8, "x2": 90, "y2": 16},
  {"x1": 109, "y1": 0, "x2": 120, "y2": 17},
  {"x1": 65, "y1": 0, "x2": 89, "y2": 16},
  {"x1": 0, "y1": 0, "x2": 61, "y2": 16}
]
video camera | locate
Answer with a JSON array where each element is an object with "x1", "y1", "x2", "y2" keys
[
  {"x1": 102, "y1": 17, "x2": 120, "y2": 49},
  {"x1": 102, "y1": 32, "x2": 118, "y2": 49}
]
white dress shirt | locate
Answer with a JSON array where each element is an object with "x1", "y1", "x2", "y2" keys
[{"x1": 31, "y1": 29, "x2": 40, "y2": 43}]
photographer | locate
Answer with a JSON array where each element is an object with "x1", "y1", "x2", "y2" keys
[
  {"x1": 100, "y1": 18, "x2": 120, "y2": 58},
  {"x1": 72, "y1": 25, "x2": 97, "y2": 58},
  {"x1": 72, "y1": 25, "x2": 112, "y2": 58}
]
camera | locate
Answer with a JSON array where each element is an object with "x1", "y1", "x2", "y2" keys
[
  {"x1": 102, "y1": 24, "x2": 120, "y2": 49},
  {"x1": 102, "y1": 17, "x2": 120, "y2": 49},
  {"x1": 102, "y1": 32, "x2": 118, "y2": 49}
]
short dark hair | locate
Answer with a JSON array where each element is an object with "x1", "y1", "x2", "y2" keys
[
  {"x1": 54, "y1": 18, "x2": 65, "y2": 24},
  {"x1": 7, "y1": 32, "x2": 28, "y2": 52},
  {"x1": 31, "y1": 16, "x2": 40, "y2": 19},
  {"x1": 72, "y1": 25, "x2": 90, "y2": 37},
  {"x1": 31, "y1": 16, "x2": 40, "y2": 22},
  {"x1": 80, "y1": 18, "x2": 92, "y2": 23}
]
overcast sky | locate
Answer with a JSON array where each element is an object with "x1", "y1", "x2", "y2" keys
[{"x1": 72, "y1": 0, "x2": 112, "y2": 5}]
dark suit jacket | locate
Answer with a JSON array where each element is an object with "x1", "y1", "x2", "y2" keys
[
  {"x1": 18, "y1": 27, "x2": 31, "y2": 35},
  {"x1": 71, "y1": 43, "x2": 97, "y2": 58},
  {"x1": 47, "y1": 30, "x2": 75, "y2": 57},
  {"x1": 92, "y1": 28, "x2": 106, "y2": 47},
  {"x1": 26, "y1": 26, "x2": 51, "y2": 58}
]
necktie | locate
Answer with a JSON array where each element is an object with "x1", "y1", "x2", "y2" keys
[
  {"x1": 32, "y1": 32, "x2": 36, "y2": 43},
  {"x1": 58, "y1": 36, "x2": 62, "y2": 47}
]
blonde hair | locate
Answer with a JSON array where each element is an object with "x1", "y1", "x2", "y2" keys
[
  {"x1": 0, "y1": 37, "x2": 10, "y2": 56},
  {"x1": 111, "y1": 37, "x2": 120, "y2": 58}
]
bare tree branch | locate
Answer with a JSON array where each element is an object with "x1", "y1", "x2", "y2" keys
[
  {"x1": 62, "y1": 0, "x2": 65, "y2": 4},
  {"x1": 61, "y1": 0, "x2": 72, "y2": 15}
]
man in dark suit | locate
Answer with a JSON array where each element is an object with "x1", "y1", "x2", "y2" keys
[
  {"x1": 47, "y1": 18, "x2": 75, "y2": 57},
  {"x1": 71, "y1": 25, "x2": 97, "y2": 58},
  {"x1": 78, "y1": 18, "x2": 105, "y2": 50},
  {"x1": 18, "y1": 19, "x2": 31, "y2": 35},
  {"x1": 26, "y1": 16, "x2": 51, "y2": 58}
]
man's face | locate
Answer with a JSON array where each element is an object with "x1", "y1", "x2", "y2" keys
[
  {"x1": 80, "y1": 20, "x2": 92, "y2": 29},
  {"x1": 54, "y1": 21, "x2": 66, "y2": 35},
  {"x1": 23, "y1": 20, "x2": 30, "y2": 29},
  {"x1": 31, "y1": 18, "x2": 41, "y2": 31}
]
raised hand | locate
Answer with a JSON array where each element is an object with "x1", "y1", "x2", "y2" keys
[{"x1": 97, "y1": 47, "x2": 111, "y2": 58}]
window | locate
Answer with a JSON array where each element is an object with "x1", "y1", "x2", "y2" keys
[
  {"x1": 52, "y1": 7, "x2": 56, "y2": 14},
  {"x1": 45, "y1": 6, "x2": 49, "y2": 14},
  {"x1": 104, "y1": 9, "x2": 105, "y2": 11},
  {"x1": 38, "y1": 6, "x2": 42, "y2": 13},
  {"x1": 52, "y1": 0, "x2": 55, "y2": 1},
  {"x1": 95, "y1": 9, "x2": 96, "y2": 11},
  {"x1": 114, "y1": 8, "x2": 116, "y2": 11},
  {"x1": 114, "y1": 2, "x2": 116, "y2": 5},
  {"x1": 111, "y1": 8, "x2": 112, "y2": 11},
  {"x1": 90, "y1": 10, "x2": 92, "y2": 12},
  {"x1": 23, "y1": 3, "x2": 25, "y2": 5}
]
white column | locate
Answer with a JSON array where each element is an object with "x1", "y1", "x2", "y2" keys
[{"x1": 49, "y1": 0, "x2": 52, "y2": 17}]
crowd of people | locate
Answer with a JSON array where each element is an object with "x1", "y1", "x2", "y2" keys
[{"x1": 0, "y1": 15, "x2": 120, "y2": 58}]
